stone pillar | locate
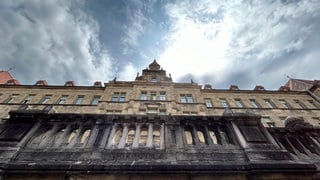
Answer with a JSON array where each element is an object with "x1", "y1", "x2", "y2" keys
[
  {"x1": 146, "y1": 123, "x2": 153, "y2": 147},
  {"x1": 217, "y1": 126, "x2": 228, "y2": 145},
  {"x1": 204, "y1": 126, "x2": 213, "y2": 145},
  {"x1": 54, "y1": 125, "x2": 71, "y2": 147},
  {"x1": 192, "y1": 126, "x2": 200, "y2": 145},
  {"x1": 284, "y1": 136, "x2": 300, "y2": 155},
  {"x1": 118, "y1": 123, "x2": 128, "y2": 148},
  {"x1": 99, "y1": 125, "x2": 112, "y2": 149},
  {"x1": 67, "y1": 125, "x2": 84, "y2": 148},
  {"x1": 107, "y1": 124, "x2": 118, "y2": 148},
  {"x1": 230, "y1": 121, "x2": 247, "y2": 148},
  {"x1": 39, "y1": 124, "x2": 59, "y2": 148},
  {"x1": 160, "y1": 123, "x2": 165, "y2": 149},
  {"x1": 132, "y1": 124, "x2": 141, "y2": 148},
  {"x1": 17, "y1": 120, "x2": 43, "y2": 148}
]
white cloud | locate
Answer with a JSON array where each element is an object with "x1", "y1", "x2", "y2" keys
[
  {"x1": 159, "y1": 0, "x2": 320, "y2": 89},
  {"x1": 0, "y1": 0, "x2": 114, "y2": 85}
]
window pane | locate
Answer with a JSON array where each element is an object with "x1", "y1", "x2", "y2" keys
[
  {"x1": 75, "y1": 95, "x2": 84, "y2": 104},
  {"x1": 185, "y1": 129, "x2": 193, "y2": 145},
  {"x1": 197, "y1": 130, "x2": 206, "y2": 144},
  {"x1": 235, "y1": 99, "x2": 244, "y2": 108},
  {"x1": 205, "y1": 99, "x2": 213, "y2": 108},
  {"x1": 91, "y1": 96, "x2": 100, "y2": 105}
]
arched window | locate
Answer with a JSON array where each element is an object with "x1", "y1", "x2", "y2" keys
[
  {"x1": 28, "y1": 126, "x2": 52, "y2": 147},
  {"x1": 111, "y1": 126, "x2": 123, "y2": 145},
  {"x1": 51, "y1": 127, "x2": 66, "y2": 146},
  {"x1": 197, "y1": 129, "x2": 206, "y2": 144},
  {"x1": 80, "y1": 129, "x2": 91, "y2": 144},
  {"x1": 209, "y1": 130, "x2": 218, "y2": 144},
  {"x1": 67, "y1": 129, "x2": 78, "y2": 144},
  {"x1": 184, "y1": 127, "x2": 193, "y2": 145},
  {"x1": 139, "y1": 126, "x2": 148, "y2": 146},
  {"x1": 126, "y1": 127, "x2": 135, "y2": 146},
  {"x1": 153, "y1": 125, "x2": 161, "y2": 147}
]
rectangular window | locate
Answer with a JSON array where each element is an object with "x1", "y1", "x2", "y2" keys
[
  {"x1": 147, "y1": 108, "x2": 158, "y2": 114},
  {"x1": 21, "y1": 94, "x2": 35, "y2": 104},
  {"x1": 119, "y1": 92, "x2": 126, "y2": 102},
  {"x1": 279, "y1": 99, "x2": 290, "y2": 109},
  {"x1": 250, "y1": 99, "x2": 260, "y2": 108},
  {"x1": 57, "y1": 95, "x2": 68, "y2": 104},
  {"x1": 205, "y1": 98, "x2": 213, "y2": 108},
  {"x1": 91, "y1": 96, "x2": 100, "y2": 105},
  {"x1": 39, "y1": 95, "x2": 52, "y2": 104},
  {"x1": 220, "y1": 99, "x2": 229, "y2": 108},
  {"x1": 235, "y1": 99, "x2": 245, "y2": 108},
  {"x1": 264, "y1": 99, "x2": 276, "y2": 108},
  {"x1": 151, "y1": 91, "x2": 157, "y2": 100},
  {"x1": 140, "y1": 91, "x2": 147, "y2": 100},
  {"x1": 294, "y1": 99, "x2": 306, "y2": 109},
  {"x1": 308, "y1": 100, "x2": 320, "y2": 109},
  {"x1": 159, "y1": 110, "x2": 166, "y2": 115},
  {"x1": 74, "y1": 95, "x2": 84, "y2": 104},
  {"x1": 262, "y1": 117, "x2": 274, "y2": 127},
  {"x1": 180, "y1": 94, "x2": 194, "y2": 103},
  {"x1": 112, "y1": 92, "x2": 126, "y2": 102},
  {"x1": 112, "y1": 92, "x2": 119, "y2": 102},
  {"x1": 159, "y1": 91, "x2": 166, "y2": 101},
  {"x1": 3, "y1": 94, "x2": 19, "y2": 103}
]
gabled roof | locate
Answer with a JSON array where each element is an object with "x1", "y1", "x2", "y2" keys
[{"x1": 0, "y1": 71, "x2": 19, "y2": 84}]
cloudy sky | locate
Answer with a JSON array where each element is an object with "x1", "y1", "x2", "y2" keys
[{"x1": 0, "y1": 0, "x2": 319, "y2": 89}]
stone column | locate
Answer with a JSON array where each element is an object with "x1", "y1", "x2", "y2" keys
[
  {"x1": 217, "y1": 126, "x2": 228, "y2": 145},
  {"x1": 132, "y1": 124, "x2": 141, "y2": 148},
  {"x1": 17, "y1": 120, "x2": 43, "y2": 148},
  {"x1": 230, "y1": 121, "x2": 247, "y2": 148},
  {"x1": 284, "y1": 136, "x2": 300, "y2": 155},
  {"x1": 54, "y1": 125, "x2": 71, "y2": 147},
  {"x1": 160, "y1": 123, "x2": 165, "y2": 149},
  {"x1": 67, "y1": 124, "x2": 84, "y2": 148},
  {"x1": 39, "y1": 124, "x2": 59, "y2": 148},
  {"x1": 192, "y1": 126, "x2": 200, "y2": 146},
  {"x1": 204, "y1": 126, "x2": 213, "y2": 145},
  {"x1": 106, "y1": 124, "x2": 118, "y2": 148},
  {"x1": 118, "y1": 123, "x2": 128, "y2": 148},
  {"x1": 146, "y1": 123, "x2": 153, "y2": 147},
  {"x1": 99, "y1": 125, "x2": 112, "y2": 149}
]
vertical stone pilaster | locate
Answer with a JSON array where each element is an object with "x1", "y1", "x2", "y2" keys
[
  {"x1": 192, "y1": 126, "x2": 200, "y2": 145},
  {"x1": 146, "y1": 123, "x2": 153, "y2": 147},
  {"x1": 230, "y1": 122, "x2": 247, "y2": 148},
  {"x1": 132, "y1": 124, "x2": 141, "y2": 148},
  {"x1": 118, "y1": 123, "x2": 128, "y2": 148},
  {"x1": 107, "y1": 124, "x2": 118, "y2": 148},
  {"x1": 68, "y1": 124, "x2": 84, "y2": 148},
  {"x1": 160, "y1": 123, "x2": 165, "y2": 149},
  {"x1": 39, "y1": 124, "x2": 59, "y2": 148},
  {"x1": 204, "y1": 125, "x2": 213, "y2": 145},
  {"x1": 54, "y1": 124, "x2": 71, "y2": 147}
]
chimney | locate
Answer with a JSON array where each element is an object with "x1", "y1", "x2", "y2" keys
[
  {"x1": 93, "y1": 81, "x2": 102, "y2": 87},
  {"x1": 64, "y1": 81, "x2": 75, "y2": 86},
  {"x1": 229, "y1": 85, "x2": 239, "y2": 90},
  {"x1": 278, "y1": 86, "x2": 290, "y2": 91},
  {"x1": 203, "y1": 84, "x2": 212, "y2": 89},
  {"x1": 254, "y1": 85, "x2": 265, "y2": 91},
  {"x1": 35, "y1": 80, "x2": 48, "y2": 86},
  {"x1": 6, "y1": 79, "x2": 20, "y2": 85}
]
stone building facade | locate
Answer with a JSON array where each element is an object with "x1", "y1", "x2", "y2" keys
[{"x1": 0, "y1": 60, "x2": 320, "y2": 179}]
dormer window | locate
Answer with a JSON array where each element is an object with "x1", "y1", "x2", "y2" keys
[{"x1": 151, "y1": 77, "x2": 157, "y2": 82}]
